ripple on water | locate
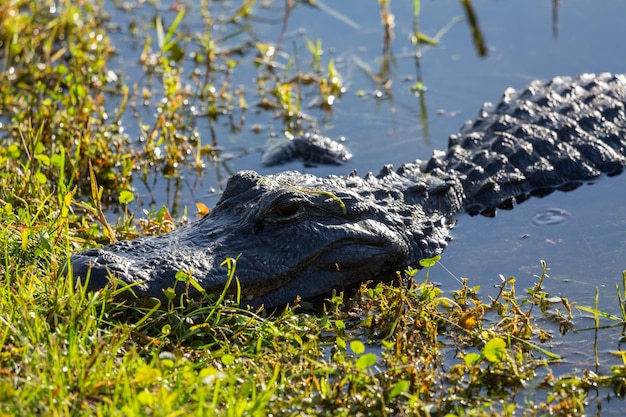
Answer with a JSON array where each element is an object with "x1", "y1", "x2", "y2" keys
[{"x1": 530, "y1": 208, "x2": 571, "y2": 227}]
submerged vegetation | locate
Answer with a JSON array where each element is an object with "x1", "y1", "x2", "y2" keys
[{"x1": 0, "y1": 0, "x2": 625, "y2": 415}]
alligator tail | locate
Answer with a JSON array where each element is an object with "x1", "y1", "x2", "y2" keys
[{"x1": 423, "y1": 73, "x2": 626, "y2": 215}]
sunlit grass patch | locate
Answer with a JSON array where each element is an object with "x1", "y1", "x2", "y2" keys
[{"x1": 0, "y1": 183, "x2": 623, "y2": 415}]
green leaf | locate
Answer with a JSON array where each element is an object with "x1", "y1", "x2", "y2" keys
[
  {"x1": 156, "y1": 205, "x2": 168, "y2": 222},
  {"x1": 70, "y1": 83, "x2": 86, "y2": 101},
  {"x1": 34, "y1": 172, "x2": 47, "y2": 184},
  {"x1": 6, "y1": 144, "x2": 20, "y2": 159},
  {"x1": 3, "y1": 203, "x2": 13, "y2": 216},
  {"x1": 163, "y1": 287, "x2": 175, "y2": 300},
  {"x1": 35, "y1": 154, "x2": 50, "y2": 166},
  {"x1": 577, "y1": 305, "x2": 623, "y2": 322},
  {"x1": 464, "y1": 352, "x2": 481, "y2": 366},
  {"x1": 222, "y1": 354, "x2": 235, "y2": 366},
  {"x1": 350, "y1": 340, "x2": 365, "y2": 355},
  {"x1": 389, "y1": 380, "x2": 410, "y2": 399},
  {"x1": 355, "y1": 353, "x2": 377, "y2": 370},
  {"x1": 484, "y1": 338, "x2": 507, "y2": 363},
  {"x1": 336, "y1": 336, "x2": 346, "y2": 350},
  {"x1": 404, "y1": 267, "x2": 418, "y2": 277},
  {"x1": 511, "y1": 336, "x2": 561, "y2": 360},
  {"x1": 419, "y1": 255, "x2": 441, "y2": 268},
  {"x1": 51, "y1": 153, "x2": 64, "y2": 167},
  {"x1": 159, "y1": 355, "x2": 175, "y2": 369},
  {"x1": 188, "y1": 276, "x2": 208, "y2": 297},
  {"x1": 34, "y1": 142, "x2": 44, "y2": 155},
  {"x1": 416, "y1": 32, "x2": 439, "y2": 46},
  {"x1": 119, "y1": 190, "x2": 135, "y2": 204},
  {"x1": 137, "y1": 390, "x2": 155, "y2": 406},
  {"x1": 175, "y1": 270, "x2": 190, "y2": 282}
]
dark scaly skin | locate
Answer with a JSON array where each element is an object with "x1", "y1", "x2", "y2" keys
[
  {"x1": 68, "y1": 73, "x2": 626, "y2": 308},
  {"x1": 261, "y1": 133, "x2": 352, "y2": 166}
]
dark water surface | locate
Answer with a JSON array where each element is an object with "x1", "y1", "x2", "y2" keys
[{"x1": 104, "y1": 0, "x2": 626, "y2": 411}]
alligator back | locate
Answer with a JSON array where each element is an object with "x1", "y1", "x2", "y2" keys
[{"x1": 424, "y1": 73, "x2": 626, "y2": 215}]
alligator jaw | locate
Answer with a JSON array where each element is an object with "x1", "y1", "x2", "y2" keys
[
  {"x1": 238, "y1": 227, "x2": 411, "y2": 308},
  {"x1": 246, "y1": 237, "x2": 409, "y2": 308},
  {"x1": 67, "y1": 221, "x2": 409, "y2": 307}
]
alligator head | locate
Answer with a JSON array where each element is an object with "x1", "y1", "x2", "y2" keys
[{"x1": 69, "y1": 169, "x2": 459, "y2": 307}]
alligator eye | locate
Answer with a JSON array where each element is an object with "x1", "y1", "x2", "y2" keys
[
  {"x1": 266, "y1": 200, "x2": 301, "y2": 219},
  {"x1": 254, "y1": 199, "x2": 303, "y2": 233}
]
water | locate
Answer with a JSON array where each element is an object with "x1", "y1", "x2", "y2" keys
[{"x1": 103, "y1": 0, "x2": 626, "y2": 411}]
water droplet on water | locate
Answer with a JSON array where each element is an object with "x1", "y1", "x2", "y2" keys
[{"x1": 531, "y1": 208, "x2": 571, "y2": 227}]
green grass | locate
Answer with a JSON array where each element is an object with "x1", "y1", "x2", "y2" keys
[{"x1": 1, "y1": 1, "x2": 625, "y2": 415}]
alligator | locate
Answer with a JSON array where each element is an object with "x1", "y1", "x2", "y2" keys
[{"x1": 68, "y1": 72, "x2": 626, "y2": 308}]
